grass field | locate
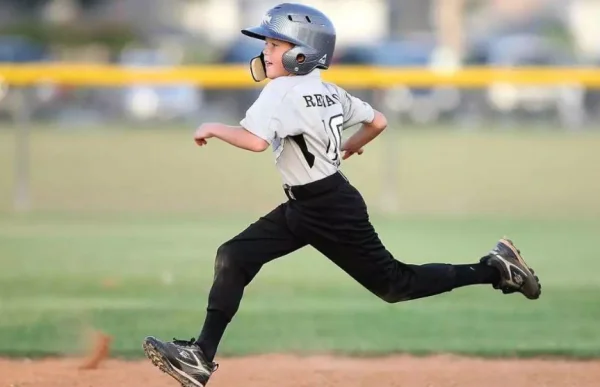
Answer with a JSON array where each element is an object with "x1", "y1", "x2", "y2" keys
[
  {"x1": 0, "y1": 125, "x2": 599, "y2": 360},
  {"x1": 1, "y1": 124, "x2": 600, "y2": 217}
]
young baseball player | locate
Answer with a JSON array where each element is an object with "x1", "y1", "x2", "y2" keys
[{"x1": 142, "y1": 3, "x2": 541, "y2": 386}]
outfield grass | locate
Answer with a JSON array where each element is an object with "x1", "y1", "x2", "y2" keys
[
  {"x1": 0, "y1": 126, "x2": 599, "y2": 359},
  {"x1": 1, "y1": 214, "x2": 599, "y2": 358},
  {"x1": 1, "y1": 125, "x2": 599, "y2": 217}
]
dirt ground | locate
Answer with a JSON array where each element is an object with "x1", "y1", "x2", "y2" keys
[{"x1": 2, "y1": 354, "x2": 600, "y2": 387}]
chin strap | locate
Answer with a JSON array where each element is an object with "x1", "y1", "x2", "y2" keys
[{"x1": 249, "y1": 52, "x2": 267, "y2": 82}]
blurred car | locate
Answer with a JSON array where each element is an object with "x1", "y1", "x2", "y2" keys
[
  {"x1": 336, "y1": 37, "x2": 462, "y2": 125},
  {"x1": 465, "y1": 33, "x2": 585, "y2": 128},
  {"x1": 118, "y1": 47, "x2": 202, "y2": 121},
  {"x1": 0, "y1": 36, "x2": 59, "y2": 121}
]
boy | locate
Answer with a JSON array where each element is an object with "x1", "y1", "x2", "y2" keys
[{"x1": 142, "y1": 3, "x2": 541, "y2": 387}]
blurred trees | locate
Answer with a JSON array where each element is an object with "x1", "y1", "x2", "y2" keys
[
  {"x1": 1, "y1": 0, "x2": 105, "y2": 11},
  {"x1": 0, "y1": 0, "x2": 136, "y2": 59}
]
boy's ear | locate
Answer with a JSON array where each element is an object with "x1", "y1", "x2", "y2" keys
[{"x1": 250, "y1": 53, "x2": 267, "y2": 82}]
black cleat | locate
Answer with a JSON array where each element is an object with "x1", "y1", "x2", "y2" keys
[
  {"x1": 143, "y1": 336, "x2": 217, "y2": 387},
  {"x1": 480, "y1": 238, "x2": 541, "y2": 300}
]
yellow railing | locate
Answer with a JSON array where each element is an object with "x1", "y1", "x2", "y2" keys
[{"x1": 0, "y1": 64, "x2": 599, "y2": 87}]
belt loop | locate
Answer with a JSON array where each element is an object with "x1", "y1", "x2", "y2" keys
[{"x1": 283, "y1": 184, "x2": 296, "y2": 200}]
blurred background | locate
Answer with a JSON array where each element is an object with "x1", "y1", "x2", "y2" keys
[
  {"x1": 1, "y1": 0, "x2": 599, "y2": 215},
  {"x1": 1, "y1": 0, "x2": 600, "y2": 127},
  {"x1": 0, "y1": 0, "x2": 599, "y2": 362}
]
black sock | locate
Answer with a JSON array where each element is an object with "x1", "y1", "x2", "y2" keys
[
  {"x1": 196, "y1": 310, "x2": 230, "y2": 362},
  {"x1": 453, "y1": 263, "x2": 500, "y2": 288}
]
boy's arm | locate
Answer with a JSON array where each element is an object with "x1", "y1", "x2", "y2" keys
[
  {"x1": 194, "y1": 123, "x2": 269, "y2": 152},
  {"x1": 341, "y1": 110, "x2": 387, "y2": 158}
]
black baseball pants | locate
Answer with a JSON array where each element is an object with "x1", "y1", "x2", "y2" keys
[
  {"x1": 208, "y1": 172, "x2": 462, "y2": 319},
  {"x1": 196, "y1": 172, "x2": 498, "y2": 360}
]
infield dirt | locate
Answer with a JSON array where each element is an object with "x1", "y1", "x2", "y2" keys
[{"x1": 2, "y1": 354, "x2": 599, "y2": 387}]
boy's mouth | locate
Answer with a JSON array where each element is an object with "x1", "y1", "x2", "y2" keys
[{"x1": 265, "y1": 60, "x2": 273, "y2": 67}]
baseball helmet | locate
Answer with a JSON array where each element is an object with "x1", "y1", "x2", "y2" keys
[{"x1": 241, "y1": 3, "x2": 336, "y2": 82}]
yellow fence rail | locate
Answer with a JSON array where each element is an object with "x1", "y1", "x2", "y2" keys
[{"x1": 0, "y1": 64, "x2": 600, "y2": 87}]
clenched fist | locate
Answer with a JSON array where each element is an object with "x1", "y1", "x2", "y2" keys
[{"x1": 194, "y1": 124, "x2": 214, "y2": 146}]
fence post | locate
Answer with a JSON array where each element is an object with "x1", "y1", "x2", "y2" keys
[{"x1": 13, "y1": 87, "x2": 32, "y2": 212}]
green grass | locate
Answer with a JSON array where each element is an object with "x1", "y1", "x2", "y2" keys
[
  {"x1": 1, "y1": 125, "x2": 600, "y2": 217},
  {"x1": 1, "y1": 214, "x2": 599, "y2": 358},
  {"x1": 0, "y1": 125, "x2": 599, "y2": 359}
]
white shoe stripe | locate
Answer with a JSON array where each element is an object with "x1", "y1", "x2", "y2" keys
[
  {"x1": 177, "y1": 350, "x2": 212, "y2": 376},
  {"x1": 171, "y1": 365, "x2": 204, "y2": 387}
]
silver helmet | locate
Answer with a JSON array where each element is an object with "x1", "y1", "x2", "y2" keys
[{"x1": 241, "y1": 3, "x2": 337, "y2": 82}]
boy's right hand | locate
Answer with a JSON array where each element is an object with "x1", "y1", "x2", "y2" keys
[{"x1": 194, "y1": 124, "x2": 214, "y2": 146}]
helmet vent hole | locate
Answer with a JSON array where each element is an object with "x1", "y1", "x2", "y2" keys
[
  {"x1": 296, "y1": 54, "x2": 306, "y2": 64},
  {"x1": 288, "y1": 14, "x2": 311, "y2": 23}
]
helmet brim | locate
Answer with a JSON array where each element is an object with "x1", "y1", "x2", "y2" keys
[
  {"x1": 241, "y1": 26, "x2": 268, "y2": 40},
  {"x1": 241, "y1": 26, "x2": 301, "y2": 46}
]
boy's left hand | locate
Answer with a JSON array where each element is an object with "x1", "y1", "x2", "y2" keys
[
  {"x1": 194, "y1": 124, "x2": 214, "y2": 146},
  {"x1": 342, "y1": 148, "x2": 364, "y2": 160}
]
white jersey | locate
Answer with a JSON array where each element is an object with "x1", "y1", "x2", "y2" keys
[{"x1": 240, "y1": 70, "x2": 375, "y2": 186}]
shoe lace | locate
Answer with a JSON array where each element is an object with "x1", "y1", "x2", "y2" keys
[{"x1": 172, "y1": 337, "x2": 219, "y2": 372}]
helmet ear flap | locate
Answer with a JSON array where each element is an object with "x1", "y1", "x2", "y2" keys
[
  {"x1": 250, "y1": 53, "x2": 267, "y2": 82},
  {"x1": 281, "y1": 46, "x2": 316, "y2": 75}
]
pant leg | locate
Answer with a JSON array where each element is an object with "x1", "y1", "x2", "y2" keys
[
  {"x1": 289, "y1": 183, "x2": 458, "y2": 303},
  {"x1": 207, "y1": 203, "x2": 306, "y2": 320},
  {"x1": 197, "y1": 203, "x2": 306, "y2": 361}
]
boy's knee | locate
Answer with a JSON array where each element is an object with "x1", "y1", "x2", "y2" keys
[
  {"x1": 379, "y1": 292, "x2": 408, "y2": 304},
  {"x1": 378, "y1": 285, "x2": 412, "y2": 304},
  {"x1": 214, "y1": 243, "x2": 239, "y2": 273},
  {"x1": 213, "y1": 243, "x2": 256, "y2": 285}
]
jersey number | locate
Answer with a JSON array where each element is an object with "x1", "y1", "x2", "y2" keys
[{"x1": 323, "y1": 114, "x2": 344, "y2": 166}]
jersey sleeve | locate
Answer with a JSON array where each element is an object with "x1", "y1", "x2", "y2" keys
[
  {"x1": 337, "y1": 87, "x2": 376, "y2": 129},
  {"x1": 240, "y1": 85, "x2": 284, "y2": 144}
]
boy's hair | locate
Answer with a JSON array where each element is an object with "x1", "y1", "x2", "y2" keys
[{"x1": 240, "y1": 2, "x2": 336, "y2": 82}]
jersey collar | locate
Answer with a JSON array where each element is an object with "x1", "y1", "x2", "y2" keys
[{"x1": 306, "y1": 69, "x2": 322, "y2": 78}]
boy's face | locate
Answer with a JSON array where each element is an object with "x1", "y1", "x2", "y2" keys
[{"x1": 263, "y1": 38, "x2": 294, "y2": 79}]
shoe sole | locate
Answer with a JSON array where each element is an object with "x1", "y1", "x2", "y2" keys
[
  {"x1": 142, "y1": 339, "x2": 204, "y2": 387},
  {"x1": 498, "y1": 238, "x2": 541, "y2": 299}
]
